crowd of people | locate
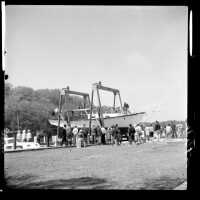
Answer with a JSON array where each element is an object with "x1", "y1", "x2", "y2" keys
[
  {"x1": 15, "y1": 129, "x2": 33, "y2": 142},
  {"x1": 4, "y1": 121, "x2": 186, "y2": 148},
  {"x1": 57, "y1": 121, "x2": 186, "y2": 148}
]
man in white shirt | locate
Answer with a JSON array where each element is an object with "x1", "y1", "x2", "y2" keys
[
  {"x1": 106, "y1": 127, "x2": 112, "y2": 144},
  {"x1": 145, "y1": 126, "x2": 150, "y2": 141},
  {"x1": 17, "y1": 130, "x2": 22, "y2": 142},
  {"x1": 72, "y1": 126, "x2": 79, "y2": 147},
  {"x1": 135, "y1": 124, "x2": 142, "y2": 144},
  {"x1": 166, "y1": 124, "x2": 172, "y2": 138},
  {"x1": 27, "y1": 129, "x2": 32, "y2": 142},
  {"x1": 177, "y1": 124, "x2": 183, "y2": 138},
  {"x1": 22, "y1": 129, "x2": 27, "y2": 142}
]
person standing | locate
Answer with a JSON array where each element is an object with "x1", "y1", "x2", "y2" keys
[
  {"x1": 161, "y1": 125, "x2": 166, "y2": 138},
  {"x1": 77, "y1": 128, "x2": 83, "y2": 148},
  {"x1": 27, "y1": 129, "x2": 32, "y2": 142},
  {"x1": 72, "y1": 126, "x2": 79, "y2": 147},
  {"x1": 115, "y1": 124, "x2": 121, "y2": 145},
  {"x1": 46, "y1": 130, "x2": 52, "y2": 147},
  {"x1": 134, "y1": 129, "x2": 139, "y2": 144},
  {"x1": 101, "y1": 126, "x2": 106, "y2": 145},
  {"x1": 66, "y1": 125, "x2": 73, "y2": 147},
  {"x1": 135, "y1": 124, "x2": 142, "y2": 144},
  {"x1": 82, "y1": 124, "x2": 88, "y2": 148},
  {"x1": 171, "y1": 122, "x2": 177, "y2": 138},
  {"x1": 16, "y1": 130, "x2": 22, "y2": 142},
  {"x1": 141, "y1": 129, "x2": 146, "y2": 143},
  {"x1": 22, "y1": 129, "x2": 27, "y2": 142},
  {"x1": 91, "y1": 125, "x2": 97, "y2": 144},
  {"x1": 128, "y1": 124, "x2": 135, "y2": 145},
  {"x1": 145, "y1": 126, "x2": 150, "y2": 142},
  {"x1": 140, "y1": 124, "x2": 146, "y2": 143},
  {"x1": 166, "y1": 124, "x2": 172, "y2": 138},
  {"x1": 111, "y1": 125, "x2": 117, "y2": 145},
  {"x1": 61, "y1": 125, "x2": 67, "y2": 147},
  {"x1": 96, "y1": 125, "x2": 102, "y2": 145},
  {"x1": 177, "y1": 124, "x2": 183, "y2": 138},
  {"x1": 154, "y1": 121, "x2": 161, "y2": 141},
  {"x1": 149, "y1": 124, "x2": 154, "y2": 140},
  {"x1": 106, "y1": 127, "x2": 112, "y2": 144},
  {"x1": 110, "y1": 126, "x2": 115, "y2": 145},
  {"x1": 123, "y1": 102, "x2": 129, "y2": 114},
  {"x1": 36, "y1": 130, "x2": 41, "y2": 144}
]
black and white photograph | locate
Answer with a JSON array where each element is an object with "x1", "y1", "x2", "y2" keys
[{"x1": 3, "y1": 4, "x2": 187, "y2": 190}]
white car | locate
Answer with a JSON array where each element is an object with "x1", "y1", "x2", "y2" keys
[
  {"x1": 4, "y1": 137, "x2": 40, "y2": 151},
  {"x1": 4, "y1": 137, "x2": 23, "y2": 151},
  {"x1": 20, "y1": 142, "x2": 40, "y2": 149}
]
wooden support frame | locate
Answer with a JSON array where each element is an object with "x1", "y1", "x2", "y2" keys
[
  {"x1": 113, "y1": 92, "x2": 116, "y2": 111},
  {"x1": 56, "y1": 90, "x2": 63, "y2": 142},
  {"x1": 57, "y1": 86, "x2": 90, "y2": 139},
  {"x1": 89, "y1": 89, "x2": 94, "y2": 135},
  {"x1": 89, "y1": 82, "x2": 124, "y2": 128}
]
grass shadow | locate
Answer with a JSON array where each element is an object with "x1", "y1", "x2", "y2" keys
[
  {"x1": 5, "y1": 175, "x2": 112, "y2": 189},
  {"x1": 137, "y1": 176, "x2": 186, "y2": 190}
]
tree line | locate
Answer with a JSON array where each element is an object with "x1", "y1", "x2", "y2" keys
[{"x1": 4, "y1": 83, "x2": 84, "y2": 133}]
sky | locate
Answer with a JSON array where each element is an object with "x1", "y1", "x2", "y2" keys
[{"x1": 5, "y1": 5, "x2": 188, "y2": 121}]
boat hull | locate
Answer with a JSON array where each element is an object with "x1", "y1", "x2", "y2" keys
[
  {"x1": 103, "y1": 112, "x2": 146, "y2": 127},
  {"x1": 49, "y1": 112, "x2": 146, "y2": 128}
]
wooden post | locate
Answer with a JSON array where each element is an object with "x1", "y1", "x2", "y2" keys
[
  {"x1": 65, "y1": 91, "x2": 71, "y2": 126},
  {"x1": 118, "y1": 92, "x2": 123, "y2": 113},
  {"x1": 113, "y1": 92, "x2": 116, "y2": 111},
  {"x1": 89, "y1": 89, "x2": 94, "y2": 135},
  {"x1": 57, "y1": 91, "x2": 63, "y2": 145},
  {"x1": 96, "y1": 87, "x2": 104, "y2": 127},
  {"x1": 13, "y1": 131, "x2": 17, "y2": 150}
]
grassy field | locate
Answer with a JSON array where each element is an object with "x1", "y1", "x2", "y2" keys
[{"x1": 4, "y1": 139, "x2": 187, "y2": 190}]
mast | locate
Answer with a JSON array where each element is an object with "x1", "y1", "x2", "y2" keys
[{"x1": 56, "y1": 90, "x2": 63, "y2": 145}]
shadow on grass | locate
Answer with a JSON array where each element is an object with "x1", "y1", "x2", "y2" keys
[
  {"x1": 5, "y1": 174, "x2": 38, "y2": 189},
  {"x1": 137, "y1": 176, "x2": 186, "y2": 190},
  {"x1": 5, "y1": 175, "x2": 112, "y2": 189}
]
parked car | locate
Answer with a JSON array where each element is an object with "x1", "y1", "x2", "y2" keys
[
  {"x1": 4, "y1": 137, "x2": 40, "y2": 151},
  {"x1": 4, "y1": 137, "x2": 23, "y2": 150}
]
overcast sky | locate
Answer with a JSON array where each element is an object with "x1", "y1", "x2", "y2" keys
[{"x1": 5, "y1": 5, "x2": 187, "y2": 121}]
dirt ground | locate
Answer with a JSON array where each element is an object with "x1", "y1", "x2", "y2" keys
[{"x1": 4, "y1": 139, "x2": 187, "y2": 190}]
